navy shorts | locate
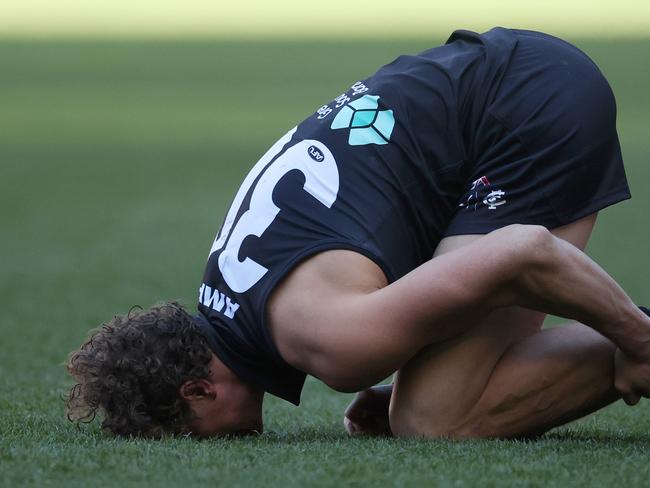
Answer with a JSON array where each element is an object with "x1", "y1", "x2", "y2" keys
[{"x1": 444, "y1": 30, "x2": 630, "y2": 236}]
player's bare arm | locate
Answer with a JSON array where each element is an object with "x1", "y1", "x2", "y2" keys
[{"x1": 269, "y1": 225, "x2": 650, "y2": 398}]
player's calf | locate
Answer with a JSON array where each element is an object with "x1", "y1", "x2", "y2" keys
[{"x1": 391, "y1": 324, "x2": 618, "y2": 439}]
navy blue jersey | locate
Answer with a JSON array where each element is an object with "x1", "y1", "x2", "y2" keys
[{"x1": 195, "y1": 27, "x2": 629, "y2": 404}]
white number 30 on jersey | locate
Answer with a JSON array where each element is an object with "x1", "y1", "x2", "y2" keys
[{"x1": 208, "y1": 127, "x2": 340, "y2": 293}]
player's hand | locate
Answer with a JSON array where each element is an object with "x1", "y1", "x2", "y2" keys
[
  {"x1": 613, "y1": 348, "x2": 650, "y2": 405},
  {"x1": 343, "y1": 385, "x2": 393, "y2": 437}
]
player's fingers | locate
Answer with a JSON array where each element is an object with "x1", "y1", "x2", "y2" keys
[
  {"x1": 344, "y1": 416, "x2": 361, "y2": 435},
  {"x1": 344, "y1": 404, "x2": 367, "y2": 424}
]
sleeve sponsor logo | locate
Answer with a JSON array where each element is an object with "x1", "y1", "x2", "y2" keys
[
  {"x1": 316, "y1": 81, "x2": 369, "y2": 120},
  {"x1": 330, "y1": 94, "x2": 395, "y2": 146}
]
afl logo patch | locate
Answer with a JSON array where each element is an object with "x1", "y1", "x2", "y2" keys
[{"x1": 307, "y1": 145, "x2": 325, "y2": 162}]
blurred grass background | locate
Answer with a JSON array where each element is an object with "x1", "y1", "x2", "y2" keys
[
  {"x1": 1, "y1": 0, "x2": 649, "y2": 38},
  {"x1": 1, "y1": 2, "x2": 650, "y2": 486}
]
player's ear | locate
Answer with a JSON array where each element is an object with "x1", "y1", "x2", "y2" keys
[{"x1": 179, "y1": 379, "x2": 217, "y2": 402}]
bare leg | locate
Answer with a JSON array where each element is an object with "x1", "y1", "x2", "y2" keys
[
  {"x1": 389, "y1": 213, "x2": 609, "y2": 438},
  {"x1": 347, "y1": 324, "x2": 618, "y2": 438},
  {"x1": 458, "y1": 323, "x2": 617, "y2": 439}
]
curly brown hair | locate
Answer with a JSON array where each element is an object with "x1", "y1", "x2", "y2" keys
[{"x1": 66, "y1": 302, "x2": 212, "y2": 438}]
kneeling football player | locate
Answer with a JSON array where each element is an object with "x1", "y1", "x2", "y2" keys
[{"x1": 68, "y1": 28, "x2": 650, "y2": 439}]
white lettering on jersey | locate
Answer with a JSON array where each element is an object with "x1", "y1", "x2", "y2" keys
[
  {"x1": 199, "y1": 283, "x2": 240, "y2": 319},
  {"x1": 224, "y1": 297, "x2": 240, "y2": 318},
  {"x1": 202, "y1": 283, "x2": 225, "y2": 311},
  {"x1": 209, "y1": 134, "x2": 340, "y2": 293},
  {"x1": 209, "y1": 127, "x2": 298, "y2": 255}
]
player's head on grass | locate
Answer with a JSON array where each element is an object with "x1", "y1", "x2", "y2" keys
[
  {"x1": 66, "y1": 302, "x2": 264, "y2": 438},
  {"x1": 66, "y1": 302, "x2": 214, "y2": 438}
]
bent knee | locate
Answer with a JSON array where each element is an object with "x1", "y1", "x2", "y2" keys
[
  {"x1": 389, "y1": 402, "x2": 439, "y2": 438},
  {"x1": 389, "y1": 405, "x2": 477, "y2": 439},
  {"x1": 389, "y1": 403, "x2": 516, "y2": 439},
  {"x1": 389, "y1": 378, "x2": 525, "y2": 440},
  {"x1": 389, "y1": 391, "x2": 478, "y2": 439}
]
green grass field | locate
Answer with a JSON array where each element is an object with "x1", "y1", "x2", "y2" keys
[{"x1": 1, "y1": 37, "x2": 650, "y2": 486}]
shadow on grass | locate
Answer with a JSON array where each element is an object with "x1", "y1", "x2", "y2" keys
[
  {"x1": 254, "y1": 426, "x2": 650, "y2": 448},
  {"x1": 46, "y1": 418, "x2": 650, "y2": 449},
  {"x1": 223, "y1": 426, "x2": 650, "y2": 449},
  {"x1": 543, "y1": 429, "x2": 650, "y2": 446}
]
